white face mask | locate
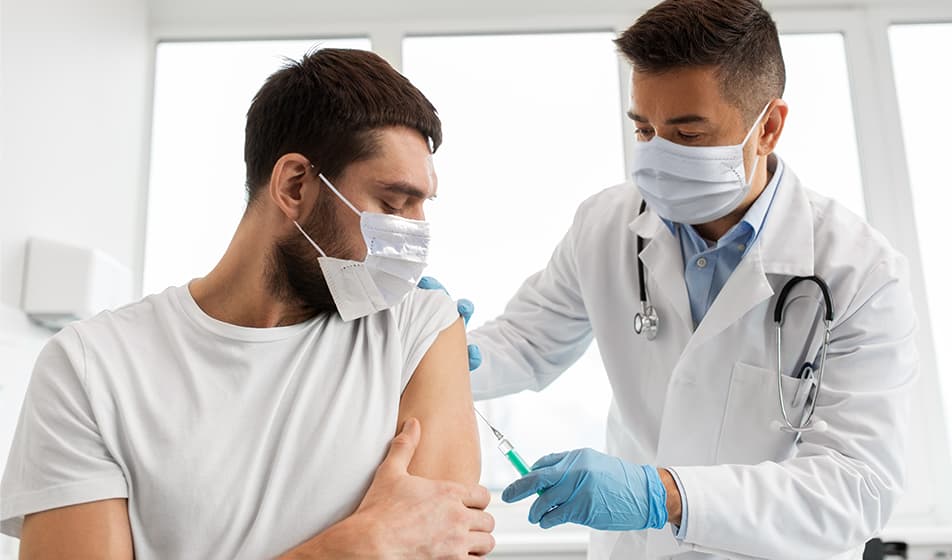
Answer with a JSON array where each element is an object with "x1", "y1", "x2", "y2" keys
[
  {"x1": 631, "y1": 103, "x2": 771, "y2": 225},
  {"x1": 294, "y1": 173, "x2": 430, "y2": 321}
]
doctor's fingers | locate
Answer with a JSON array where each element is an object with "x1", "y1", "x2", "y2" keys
[
  {"x1": 531, "y1": 451, "x2": 571, "y2": 471},
  {"x1": 457, "y1": 299, "x2": 474, "y2": 325},
  {"x1": 467, "y1": 344, "x2": 482, "y2": 371},
  {"x1": 538, "y1": 505, "x2": 574, "y2": 530},
  {"x1": 527, "y1": 479, "x2": 575, "y2": 524},
  {"x1": 502, "y1": 464, "x2": 566, "y2": 503},
  {"x1": 416, "y1": 277, "x2": 476, "y2": 328},
  {"x1": 417, "y1": 276, "x2": 448, "y2": 293}
]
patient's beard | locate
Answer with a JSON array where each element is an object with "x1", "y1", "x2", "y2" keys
[{"x1": 268, "y1": 194, "x2": 357, "y2": 316}]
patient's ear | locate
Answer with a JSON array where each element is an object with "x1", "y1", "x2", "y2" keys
[{"x1": 269, "y1": 153, "x2": 315, "y2": 222}]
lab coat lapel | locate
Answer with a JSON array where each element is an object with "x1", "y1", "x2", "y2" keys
[
  {"x1": 628, "y1": 207, "x2": 694, "y2": 338},
  {"x1": 757, "y1": 166, "x2": 815, "y2": 279},
  {"x1": 686, "y1": 165, "x2": 815, "y2": 350},
  {"x1": 688, "y1": 244, "x2": 774, "y2": 349}
]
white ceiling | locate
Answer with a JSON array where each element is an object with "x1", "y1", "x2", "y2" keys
[{"x1": 149, "y1": 0, "x2": 950, "y2": 36}]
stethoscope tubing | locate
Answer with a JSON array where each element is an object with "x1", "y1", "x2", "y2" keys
[{"x1": 632, "y1": 203, "x2": 835, "y2": 433}]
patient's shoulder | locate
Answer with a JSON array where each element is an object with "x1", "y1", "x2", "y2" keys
[
  {"x1": 393, "y1": 287, "x2": 457, "y2": 338},
  {"x1": 390, "y1": 288, "x2": 460, "y2": 386}
]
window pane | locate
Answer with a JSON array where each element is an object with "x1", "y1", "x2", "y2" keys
[
  {"x1": 403, "y1": 32, "x2": 624, "y2": 493},
  {"x1": 777, "y1": 33, "x2": 865, "y2": 216},
  {"x1": 143, "y1": 39, "x2": 370, "y2": 296},
  {"x1": 890, "y1": 23, "x2": 952, "y2": 448}
]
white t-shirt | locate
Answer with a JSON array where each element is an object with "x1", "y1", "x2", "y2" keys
[{"x1": 1, "y1": 284, "x2": 457, "y2": 559}]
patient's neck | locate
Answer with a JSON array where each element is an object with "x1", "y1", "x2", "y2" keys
[{"x1": 189, "y1": 213, "x2": 316, "y2": 329}]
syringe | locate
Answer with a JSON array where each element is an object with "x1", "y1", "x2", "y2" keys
[{"x1": 474, "y1": 408, "x2": 542, "y2": 495}]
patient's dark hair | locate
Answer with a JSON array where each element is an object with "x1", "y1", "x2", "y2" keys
[
  {"x1": 243, "y1": 47, "x2": 442, "y2": 202},
  {"x1": 615, "y1": 0, "x2": 785, "y2": 120}
]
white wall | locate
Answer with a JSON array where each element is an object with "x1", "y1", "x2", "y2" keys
[
  {"x1": 0, "y1": 0, "x2": 150, "y2": 556},
  {"x1": 0, "y1": 0, "x2": 151, "y2": 318}
]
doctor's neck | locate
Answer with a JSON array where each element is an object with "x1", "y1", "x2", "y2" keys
[{"x1": 693, "y1": 155, "x2": 774, "y2": 242}]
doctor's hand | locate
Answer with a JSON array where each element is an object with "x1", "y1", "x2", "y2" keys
[
  {"x1": 280, "y1": 418, "x2": 495, "y2": 559},
  {"x1": 502, "y1": 448, "x2": 670, "y2": 531},
  {"x1": 418, "y1": 276, "x2": 482, "y2": 371}
]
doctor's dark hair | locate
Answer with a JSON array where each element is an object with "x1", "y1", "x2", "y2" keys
[
  {"x1": 243, "y1": 47, "x2": 442, "y2": 202},
  {"x1": 615, "y1": 0, "x2": 785, "y2": 120}
]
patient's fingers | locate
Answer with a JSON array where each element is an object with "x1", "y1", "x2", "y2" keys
[
  {"x1": 467, "y1": 531, "x2": 496, "y2": 556},
  {"x1": 461, "y1": 484, "x2": 491, "y2": 510},
  {"x1": 467, "y1": 508, "x2": 495, "y2": 533}
]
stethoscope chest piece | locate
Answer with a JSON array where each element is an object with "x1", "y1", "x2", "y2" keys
[
  {"x1": 634, "y1": 301, "x2": 659, "y2": 340},
  {"x1": 630, "y1": 201, "x2": 836, "y2": 435}
]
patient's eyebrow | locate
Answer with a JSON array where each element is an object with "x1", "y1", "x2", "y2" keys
[
  {"x1": 381, "y1": 181, "x2": 437, "y2": 200},
  {"x1": 627, "y1": 111, "x2": 710, "y2": 126}
]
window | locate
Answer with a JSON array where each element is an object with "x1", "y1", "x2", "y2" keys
[
  {"x1": 776, "y1": 33, "x2": 865, "y2": 216},
  {"x1": 402, "y1": 32, "x2": 624, "y2": 497},
  {"x1": 139, "y1": 23, "x2": 952, "y2": 540},
  {"x1": 143, "y1": 38, "x2": 370, "y2": 295},
  {"x1": 890, "y1": 23, "x2": 952, "y2": 451}
]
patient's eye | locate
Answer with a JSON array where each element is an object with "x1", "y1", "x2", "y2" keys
[{"x1": 635, "y1": 127, "x2": 655, "y2": 140}]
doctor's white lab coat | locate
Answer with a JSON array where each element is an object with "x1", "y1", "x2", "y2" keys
[{"x1": 469, "y1": 162, "x2": 918, "y2": 560}]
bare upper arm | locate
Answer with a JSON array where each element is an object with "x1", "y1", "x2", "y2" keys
[
  {"x1": 20, "y1": 498, "x2": 133, "y2": 560},
  {"x1": 398, "y1": 317, "x2": 480, "y2": 484}
]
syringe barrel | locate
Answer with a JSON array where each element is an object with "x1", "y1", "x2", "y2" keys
[{"x1": 498, "y1": 439, "x2": 532, "y2": 476}]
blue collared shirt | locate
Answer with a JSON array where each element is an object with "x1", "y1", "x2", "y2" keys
[
  {"x1": 662, "y1": 157, "x2": 784, "y2": 328},
  {"x1": 661, "y1": 156, "x2": 784, "y2": 541}
]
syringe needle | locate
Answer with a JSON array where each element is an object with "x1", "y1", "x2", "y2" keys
[
  {"x1": 473, "y1": 407, "x2": 542, "y2": 494},
  {"x1": 473, "y1": 407, "x2": 504, "y2": 440}
]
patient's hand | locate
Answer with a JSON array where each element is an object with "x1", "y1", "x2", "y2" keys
[{"x1": 280, "y1": 418, "x2": 495, "y2": 559}]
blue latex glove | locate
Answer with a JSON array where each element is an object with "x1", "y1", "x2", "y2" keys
[
  {"x1": 417, "y1": 276, "x2": 482, "y2": 371},
  {"x1": 502, "y1": 448, "x2": 668, "y2": 531}
]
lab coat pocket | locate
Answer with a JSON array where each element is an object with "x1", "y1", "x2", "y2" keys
[{"x1": 715, "y1": 362, "x2": 807, "y2": 465}]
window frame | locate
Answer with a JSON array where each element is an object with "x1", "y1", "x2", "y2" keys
[{"x1": 144, "y1": 3, "x2": 952, "y2": 545}]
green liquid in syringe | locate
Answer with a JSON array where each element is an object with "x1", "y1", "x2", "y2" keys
[{"x1": 506, "y1": 448, "x2": 531, "y2": 476}]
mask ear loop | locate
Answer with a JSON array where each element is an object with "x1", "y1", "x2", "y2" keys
[
  {"x1": 742, "y1": 102, "x2": 773, "y2": 146},
  {"x1": 295, "y1": 165, "x2": 365, "y2": 257},
  {"x1": 317, "y1": 172, "x2": 362, "y2": 217},
  {"x1": 293, "y1": 220, "x2": 327, "y2": 258},
  {"x1": 740, "y1": 101, "x2": 773, "y2": 184}
]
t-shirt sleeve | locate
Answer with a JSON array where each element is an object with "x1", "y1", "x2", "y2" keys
[
  {"x1": 395, "y1": 288, "x2": 460, "y2": 391},
  {"x1": 0, "y1": 326, "x2": 128, "y2": 538}
]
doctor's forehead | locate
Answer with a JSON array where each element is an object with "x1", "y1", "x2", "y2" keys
[{"x1": 627, "y1": 67, "x2": 739, "y2": 125}]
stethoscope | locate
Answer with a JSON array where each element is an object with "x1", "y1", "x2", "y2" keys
[{"x1": 632, "y1": 201, "x2": 834, "y2": 433}]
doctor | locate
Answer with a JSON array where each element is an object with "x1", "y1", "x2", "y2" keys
[{"x1": 427, "y1": 0, "x2": 918, "y2": 558}]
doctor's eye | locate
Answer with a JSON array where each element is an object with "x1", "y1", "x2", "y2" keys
[{"x1": 677, "y1": 131, "x2": 701, "y2": 140}]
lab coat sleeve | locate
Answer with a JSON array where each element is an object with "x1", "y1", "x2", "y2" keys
[
  {"x1": 468, "y1": 205, "x2": 593, "y2": 400},
  {"x1": 672, "y1": 256, "x2": 918, "y2": 559}
]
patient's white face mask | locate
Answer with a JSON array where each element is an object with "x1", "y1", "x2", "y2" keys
[
  {"x1": 294, "y1": 173, "x2": 430, "y2": 321},
  {"x1": 631, "y1": 102, "x2": 771, "y2": 225}
]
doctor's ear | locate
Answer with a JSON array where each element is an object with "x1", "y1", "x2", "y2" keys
[
  {"x1": 268, "y1": 153, "x2": 316, "y2": 222},
  {"x1": 757, "y1": 100, "x2": 789, "y2": 156}
]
